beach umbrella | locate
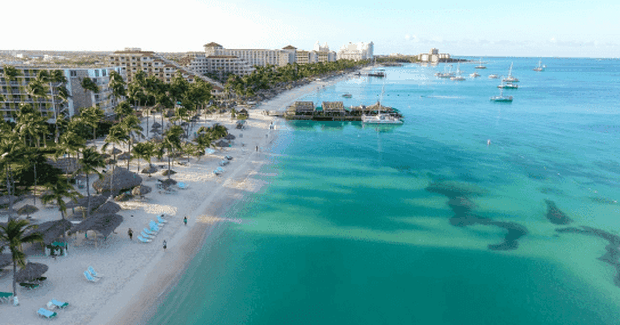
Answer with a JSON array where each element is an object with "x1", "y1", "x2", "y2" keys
[
  {"x1": 69, "y1": 213, "x2": 123, "y2": 238},
  {"x1": 109, "y1": 148, "x2": 122, "y2": 155},
  {"x1": 65, "y1": 195, "x2": 108, "y2": 210},
  {"x1": 16, "y1": 262, "x2": 48, "y2": 282},
  {"x1": 141, "y1": 165, "x2": 158, "y2": 174},
  {"x1": 17, "y1": 205, "x2": 39, "y2": 218},
  {"x1": 131, "y1": 185, "x2": 152, "y2": 196},
  {"x1": 29, "y1": 219, "x2": 73, "y2": 245},
  {"x1": 0, "y1": 195, "x2": 19, "y2": 205},
  {"x1": 216, "y1": 140, "x2": 229, "y2": 147},
  {"x1": 151, "y1": 122, "x2": 162, "y2": 128},
  {"x1": 92, "y1": 167, "x2": 143, "y2": 194},
  {"x1": 0, "y1": 254, "x2": 11, "y2": 268},
  {"x1": 101, "y1": 153, "x2": 111, "y2": 159},
  {"x1": 160, "y1": 179, "x2": 177, "y2": 187},
  {"x1": 117, "y1": 152, "x2": 131, "y2": 160},
  {"x1": 162, "y1": 170, "x2": 176, "y2": 176},
  {"x1": 93, "y1": 201, "x2": 121, "y2": 215},
  {"x1": 105, "y1": 158, "x2": 117, "y2": 165},
  {"x1": 224, "y1": 134, "x2": 236, "y2": 140}
]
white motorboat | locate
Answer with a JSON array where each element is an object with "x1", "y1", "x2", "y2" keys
[
  {"x1": 470, "y1": 72, "x2": 480, "y2": 78},
  {"x1": 361, "y1": 113, "x2": 403, "y2": 124},
  {"x1": 488, "y1": 74, "x2": 499, "y2": 79}
]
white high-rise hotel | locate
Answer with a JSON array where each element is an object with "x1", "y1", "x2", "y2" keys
[{"x1": 337, "y1": 41, "x2": 374, "y2": 61}]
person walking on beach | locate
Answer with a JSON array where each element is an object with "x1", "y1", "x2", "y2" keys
[
  {"x1": 163, "y1": 240, "x2": 167, "y2": 251},
  {"x1": 183, "y1": 216, "x2": 188, "y2": 226},
  {"x1": 128, "y1": 228, "x2": 133, "y2": 240}
]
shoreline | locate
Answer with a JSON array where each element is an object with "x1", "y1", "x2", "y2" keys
[{"x1": 0, "y1": 69, "x2": 359, "y2": 325}]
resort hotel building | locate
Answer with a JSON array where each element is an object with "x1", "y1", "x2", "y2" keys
[
  {"x1": 417, "y1": 48, "x2": 451, "y2": 63},
  {"x1": 337, "y1": 41, "x2": 374, "y2": 61},
  {"x1": 180, "y1": 42, "x2": 338, "y2": 77},
  {"x1": 106, "y1": 48, "x2": 223, "y2": 95},
  {"x1": 0, "y1": 65, "x2": 124, "y2": 122}
]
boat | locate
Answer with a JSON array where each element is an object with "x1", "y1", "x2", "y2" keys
[
  {"x1": 361, "y1": 112, "x2": 403, "y2": 124},
  {"x1": 488, "y1": 74, "x2": 499, "y2": 79},
  {"x1": 450, "y1": 64, "x2": 466, "y2": 81},
  {"x1": 367, "y1": 72, "x2": 385, "y2": 77},
  {"x1": 490, "y1": 88, "x2": 513, "y2": 102},
  {"x1": 502, "y1": 62, "x2": 519, "y2": 82},
  {"x1": 475, "y1": 58, "x2": 487, "y2": 69},
  {"x1": 436, "y1": 65, "x2": 455, "y2": 78},
  {"x1": 498, "y1": 80, "x2": 518, "y2": 89},
  {"x1": 470, "y1": 72, "x2": 480, "y2": 78},
  {"x1": 533, "y1": 59, "x2": 544, "y2": 72},
  {"x1": 342, "y1": 93, "x2": 352, "y2": 98}
]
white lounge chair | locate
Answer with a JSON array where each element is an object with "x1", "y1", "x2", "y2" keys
[{"x1": 84, "y1": 271, "x2": 99, "y2": 283}]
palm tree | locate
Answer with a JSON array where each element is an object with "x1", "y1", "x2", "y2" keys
[
  {"x1": 80, "y1": 77, "x2": 100, "y2": 109},
  {"x1": 76, "y1": 147, "x2": 105, "y2": 218},
  {"x1": 0, "y1": 219, "x2": 43, "y2": 297},
  {"x1": 161, "y1": 126, "x2": 183, "y2": 179},
  {"x1": 26, "y1": 78, "x2": 49, "y2": 118},
  {"x1": 102, "y1": 125, "x2": 129, "y2": 193},
  {"x1": 132, "y1": 141, "x2": 154, "y2": 173},
  {"x1": 49, "y1": 70, "x2": 68, "y2": 142},
  {"x1": 80, "y1": 105, "x2": 104, "y2": 140},
  {"x1": 2, "y1": 65, "x2": 22, "y2": 103},
  {"x1": 0, "y1": 131, "x2": 25, "y2": 220},
  {"x1": 114, "y1": 101, "x2": 133, "y2": 123},
  {"x1": 108, "y1": 70, "x2": 126, "y2": 108},
  {"x1": 120, "y1": 115, "x2": 144, "y2": 169},
  {"x1": 41, "y1": 176, "x2": 79, "y2": 231}
]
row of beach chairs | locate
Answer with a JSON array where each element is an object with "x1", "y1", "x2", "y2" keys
[
  {"x1": 37, "y1": 299, "x2": 69, "y2": 319},
  {"x1": 83, "y1": 266, "x2": 103, "y2": 283},
  {"x1": 137, "y1": 215, "x2": 168, "y2": 243}
]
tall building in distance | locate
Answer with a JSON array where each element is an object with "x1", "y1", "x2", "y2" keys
[
  {"x1": 0, "y1": 65, "x2": 124, "y2": 121},
  {"x1": 203, "y1": 43, "x2": 293, "y2": 68},
  {"x1": 417, "y1": 48, "x2": 451, "y2": 63},
  {"x1": 337, "y1": 41, "x2": 374, "y2": 61}
]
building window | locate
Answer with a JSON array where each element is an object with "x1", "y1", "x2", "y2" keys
[
  {"x1": 102, "y1": 70, "x2": 107, "y2": 77},
  {"x1": 95, "y1": 70, "x2": 100, "y2": 77},
  {"x1": 70, "y1": 70, "x2": 77, "y2": 77}
]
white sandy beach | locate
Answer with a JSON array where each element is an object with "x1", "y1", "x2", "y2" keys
[{"x1": 0, "y1": 71, "x2": 359, "y2": 325}]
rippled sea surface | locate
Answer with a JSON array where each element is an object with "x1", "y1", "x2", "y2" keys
[{"x1": 150, "y1": 58, "x2": 620, "y2": 325}]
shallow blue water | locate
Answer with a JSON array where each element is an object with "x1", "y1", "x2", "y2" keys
[{"x1": 149, "y1": 58, "x2": 620, "y2": 325}]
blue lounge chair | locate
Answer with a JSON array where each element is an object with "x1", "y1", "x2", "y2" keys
[
  {"x1": 177, "y1": 182, "x2": 189, "y2": 189},
  {"x1": 0, "y1": 292, "x2": 13, "y2": 303},
  {"x1": 84, "y1": 271, "x2": 100, "y2": 282},
  {"x1": 137, "y1": 235, "x2": 152, "y2": 243},
  {"x1": 88, "y1": 266, "x2": 102, "y2": 278},
  {"x1": 157, "y1": 215, "x2": 168, "y2": 224},
  {"x1": 37, "y1": 308, "x2": 58, "y2": 319},
  {"x1": 47, "y1": 299, "x2": 69, "y2": 309},
  {"x1": 150, "y1": 220, "x2": 163, "y2": 229},
  {"x1": 141, "y1": 230, "x2": 154, "y2": 239},
  {"x1": 143, "y1": 227, "x2": 157, "y2": 236}
]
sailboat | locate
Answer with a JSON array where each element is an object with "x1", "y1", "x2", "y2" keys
[
  {"x1": 502, "y1": 62, "x2": 519, "y2": 83},
  {"x1": 533, "y1": 59, "x2": 544, "y2": 72},
  {"x1": 450, "y1": 63, "x2": 466, "y2": 81},
  {"x1": 361, "y1": 81, "x2": 403, "y2": 124},
  {"x1": 490, "y1": 88, "x2": 513, "y2": 102},
  {"x1": 475, "y1": 57, "x2": 487, "y2": 69},
  {"x1": 436, "y1": 65, "x2": 455, "y2": 78},
  {"x1": 498, "y1": 78, "x2": 518, "y2": 89}
]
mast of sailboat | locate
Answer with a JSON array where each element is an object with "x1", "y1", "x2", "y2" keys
[{"x1": 508, "y1": 62, "x2": 513, "y2": 78}]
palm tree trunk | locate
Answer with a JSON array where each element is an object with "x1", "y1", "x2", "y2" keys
[
  {"x1": 33, "y1": 163, "x2": 37, "y2": 205},
  {"x1": 167, "y1": 155, "x2": 171, "y2": 180},
  {"x1": 12, "y1": 259, "x2": 17, "y2": 296},
  {"x1": 86, "y1": 173, "x2": 90, "y2": 218}
]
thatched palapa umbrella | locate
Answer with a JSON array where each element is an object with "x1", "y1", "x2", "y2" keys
[
  {"x1": 94, "y1": 201, "x2": 121, "y2": 215},
  {"x1": 65, "y1": 195, "x2": 108, "y2": 211},
  {"x1": 17, "y1": 205, "x2": 39, "y2": 218},
  {"x1": 92, "y1": 167, "x2": 142, "y2": 195},
  {"x1": 224, "y1": 134, "x2": 236, "y2": 140},
  {"x1": 16, "y1": 262, "x2": 48, "y2": 282},
  {"x1": 141, "y1": 165, "x2": 158, "y2": 174},
  {"x1": 117, "y1": 152, "x2": 131, "y2": 160},
  {"x1": 160, "y1": 179, "x2": 177, "y2": 187},
  {"x1": 151, "y1": 122, "x2": 162, "y2": 128},
  {"x1": 29, "y1": 219, "x2": 73, "y2": 245},
  {"x1": 216, "y1": 140, "x2": 229, "y2": 147},
  {"x1": 109, "y1": 148, "x2": 122, "y2": 155},
  {"x1": 132, "y1": 185, "x2": 152, "y2": 196},
  {"x1": 69, "y1": 214, "x2": 123, "y2": 238}
]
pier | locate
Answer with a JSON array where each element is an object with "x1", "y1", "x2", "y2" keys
[{"x1": 284, "y1": 101, "x2": 402, "y2": 121}]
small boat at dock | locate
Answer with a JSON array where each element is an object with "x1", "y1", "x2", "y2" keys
[{"x1": 361, "y1": 112, "x2": 403, "y2": 124}]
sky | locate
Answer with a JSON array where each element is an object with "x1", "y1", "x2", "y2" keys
[{"x1": 3, "y1": 0, "x2": 619, "y2": 58}]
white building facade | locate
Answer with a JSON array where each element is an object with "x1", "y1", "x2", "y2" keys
[{"x1": 337, "y1": 41, "x2": 374, "y2": 61}]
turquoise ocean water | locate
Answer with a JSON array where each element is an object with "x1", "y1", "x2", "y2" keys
[{"x1": 149, "y1": 58, "x2": 620, "y2": 325}]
